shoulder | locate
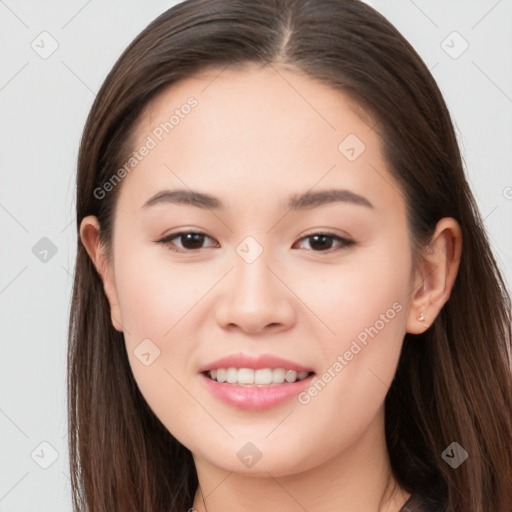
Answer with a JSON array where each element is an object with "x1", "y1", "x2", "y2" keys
[{"x1": 399, "y1": 493, "x2": 446, "y2": 512}]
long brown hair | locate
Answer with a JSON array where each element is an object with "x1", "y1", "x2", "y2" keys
[{"x1": 67, "y1": 1, "x2": 512, "y2": 510}]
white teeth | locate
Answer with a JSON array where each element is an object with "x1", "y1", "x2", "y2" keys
[
  {"x1": 238, "y1": 368, "x2": 254, "y2": 385},
  {"x1": 226, "y1": 367, "x2": 237, "y2": 383},
  {"x1": 254, "y1": 368, "x2": 273, "y2": 385},
  {"x1": 206, "y1": 367, "x2": 311, "y2": 386},
  {"x1": 272, "y1": 368, "x2": 285, "y2": 384},
  {"x1": 285, "y1": 370, "x2": 298, "y2": 383}
]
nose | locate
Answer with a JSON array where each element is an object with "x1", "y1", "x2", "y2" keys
[{"x1": 214, "y1": 246, "x2": 297, "y2": 335}]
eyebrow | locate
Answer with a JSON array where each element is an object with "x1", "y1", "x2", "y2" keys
[{"x1": 142, "y1": 188, "x2": 374, "y2": 211}]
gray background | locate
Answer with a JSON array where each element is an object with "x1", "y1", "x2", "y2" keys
[{"x1": 1, "y1": 0, "x2": 511, "y2": 510}]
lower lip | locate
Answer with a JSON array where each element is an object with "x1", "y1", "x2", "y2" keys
[{"x1": 200, "y1": 373, "x2": 315, "y2": 410}]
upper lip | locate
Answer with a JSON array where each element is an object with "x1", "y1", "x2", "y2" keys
[{"x1": 199, "y1": 353, "x2": 314, "y2": 373}]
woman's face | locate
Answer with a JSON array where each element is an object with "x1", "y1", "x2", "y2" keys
[{"x1": 90, "y1": 64, "x2": 419, "y2": 476}]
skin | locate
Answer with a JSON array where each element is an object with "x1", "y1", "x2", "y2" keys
[{"x1": 80, "y1": 63, "x2": 462, "y2": 512}]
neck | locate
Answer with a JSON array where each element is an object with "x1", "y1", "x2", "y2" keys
[{"x1": 191, "y1": 407, "x2": 410, "y2": 512}]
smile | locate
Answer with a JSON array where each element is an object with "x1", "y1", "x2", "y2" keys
[
  {"x1": 200, "y1": 371, "x2": 316, "y2": 410},
  {"x1": 206, "y1": 367, "x2": 313, "y2": 386}
]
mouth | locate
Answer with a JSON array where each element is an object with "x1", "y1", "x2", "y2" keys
[
  {"x1": 203, "y1": 367, "x2": 315, "y2": 386},
  {"x1": 199, "y1": 367, "x2": 316, "y2": 410},
  {"x1": 198, "y1": 353, "x2": 316, "y2": 409}
]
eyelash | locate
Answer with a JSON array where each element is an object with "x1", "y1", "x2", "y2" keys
[{"x1": 156, "y1": 230, "x2": 355, "y2": 254}]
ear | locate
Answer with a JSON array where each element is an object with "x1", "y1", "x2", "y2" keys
[
  {"x1": 406, "y1": 217, "x2": 462, "y2": 334},
  {"x1": 79, "y1": 215, "x2": 124, "y2": 332}
]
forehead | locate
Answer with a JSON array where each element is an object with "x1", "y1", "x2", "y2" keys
[
  {"x1": 137, "y1": 63, "x2": 369, "y2": 147},
  {"x1": 120, "y1": 63, "x2": 404, "y2": 217}
]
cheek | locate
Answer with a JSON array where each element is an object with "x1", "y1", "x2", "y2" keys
[
  {"x1": 296, "y1": 241, "x2": 412, "y2": 407},
  {"x1": 112, "y1": 247, "x2": 206, "y2": 439},
  {"x1": 303, "y1": 243, "x2": 411, "y2": 346},
  {"x1": 112, "y1": 245, "x2": 201, "y2": 394},
  {"x1": 114, "y1": 244, "x2": 202, "y2": 340}
]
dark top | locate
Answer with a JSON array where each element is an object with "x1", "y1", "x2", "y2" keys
[{"x1": 399, "y1": 493, "x2": 445, "y2": 512}]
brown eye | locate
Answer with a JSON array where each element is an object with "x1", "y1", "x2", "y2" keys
[
  {"x1": 157, "y1": 231, "x2": 218, "y2": 252},
  {"x1": 156, "y1": 231, "x2": 355, "y2": 254},
  {"x1": 294, "y1": 233, "x2": 355, "y2": 253}
]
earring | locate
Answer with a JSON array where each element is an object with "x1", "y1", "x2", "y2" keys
[{"x1": 417, "y1": 312, "x2": 425, "y2": 322}]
